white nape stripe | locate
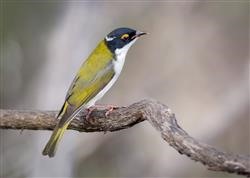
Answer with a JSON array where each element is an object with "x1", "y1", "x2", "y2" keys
[{"x1": 105, "y1": 36, "x2": 116, "y2": 41}]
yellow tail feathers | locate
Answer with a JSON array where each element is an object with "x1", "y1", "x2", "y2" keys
[
  {"x1": 42, "y1": 101, "x2": 72, "y2": 157},
  {"x1": 42, "y1": 122, "x2": 70, "y2": 157}
]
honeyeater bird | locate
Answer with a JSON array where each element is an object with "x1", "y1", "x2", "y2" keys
[{"x1": 42, "y1": 27, "x2": 147, "y2": 157}]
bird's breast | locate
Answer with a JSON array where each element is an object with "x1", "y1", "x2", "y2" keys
[{"x1": 113, "y1": 54, "x2": 126, "y2": 75}]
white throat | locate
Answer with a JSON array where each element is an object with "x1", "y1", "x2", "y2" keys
[
  {"x1": 115, "y1": 39, "x2": 137, "y2": 59},
  {"x1": 113, "y1": 39, "x2": 137, "y2": 74}
]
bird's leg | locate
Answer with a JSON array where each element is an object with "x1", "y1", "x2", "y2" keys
[
  {"x1": 94, "y1": 104, "x2": 118, "y2": 117},
  {"x1": 104, "y1": 105, "x2": 118, "y2": 117},
  {"x1": 86, "y1": 104, "x2": 118, "y2": 119}
]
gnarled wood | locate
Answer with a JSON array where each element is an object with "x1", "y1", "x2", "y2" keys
[{"x1": 0, "y1": 99, "x2": 249, "y2": 176}]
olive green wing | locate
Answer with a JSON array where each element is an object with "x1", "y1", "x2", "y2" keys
[
  {"x1": 65, "y1": 41, "x2": 114, "y2": 107},
  {"x1": 67, "y1": 61, "x2": 115, "y2": 106},
  {"x1": 43, "y1": 61, "x2": 115, "y2": 157},
  {"x1": 58, "y1": 60, "x2": 115, "y2": 125}
]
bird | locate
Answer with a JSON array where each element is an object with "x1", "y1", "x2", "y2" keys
[{"x1": 42, "y1": 27, "x2": 147, "y2": 157}]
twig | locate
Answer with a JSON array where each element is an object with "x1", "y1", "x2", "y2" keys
[{"x1": 0, "y1": 99, "x2": 249, "y2": 176}]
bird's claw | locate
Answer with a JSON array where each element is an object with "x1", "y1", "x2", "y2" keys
[
  {"x1": 85, "y1": 104, "x2": 118, "y2": 119},
  {"x1": 105, "y1": 105, "x2": 118, "y2": 117}
]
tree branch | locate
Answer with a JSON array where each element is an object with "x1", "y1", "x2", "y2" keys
[{"x1": 0, "y1": 99, "x2": 249, "y2": 176}]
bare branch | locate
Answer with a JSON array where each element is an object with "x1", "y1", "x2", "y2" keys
[{"x1": 0, "y1": 99, "x2": 249, "y2": 176}]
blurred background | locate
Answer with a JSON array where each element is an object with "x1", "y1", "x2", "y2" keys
[{"x1": 0, "y1": 1, "x2": 249, "y2": 177}]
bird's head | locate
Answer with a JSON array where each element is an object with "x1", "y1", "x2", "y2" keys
[{"x1": 105, "y1": 27, "x2": 147, "y2": 56}]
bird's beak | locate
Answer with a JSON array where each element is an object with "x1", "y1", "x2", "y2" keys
[{"x1": 132, "y1": 31, "x2": 148, "y2": 39}]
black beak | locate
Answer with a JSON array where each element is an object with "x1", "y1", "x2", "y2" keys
[{"x1": 132, "y1": 31, "x2": 147, "y2": 39}]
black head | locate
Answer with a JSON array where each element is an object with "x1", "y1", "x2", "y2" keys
[{"x1": 105, "y1": 27, "x2": 147, "y2": 53}]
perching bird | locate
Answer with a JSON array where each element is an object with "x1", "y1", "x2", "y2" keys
[{"x1": 42, "y1": 27, "x2": 147, "y2": 157}]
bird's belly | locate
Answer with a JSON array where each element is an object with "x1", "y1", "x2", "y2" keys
[
  {"x1": 85, "y1": 55, "x2": 125, "y2": 108},
  {"x1": 85, "y1": 73, "x2": 119, "y2": 108}
]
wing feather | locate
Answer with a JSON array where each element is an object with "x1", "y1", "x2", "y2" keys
[{"x1": 67, "y1": 60, "x2": 115, "y2": 105}]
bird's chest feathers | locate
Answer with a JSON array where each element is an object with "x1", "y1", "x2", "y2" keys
[
  {"x1": 113, "y1": 52, "x2": 126, "y2": 75},
  {"x1": 113, "y1": 39, "x2": 136, "y2": 74}
]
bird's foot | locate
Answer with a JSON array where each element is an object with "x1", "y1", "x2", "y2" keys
[
  {"x1": 86, "y1": 104, "x2": 118, "y2": 119},
  {"x1": 86, "y1": 106, "x2": 97, "y2": 119},
  {"x1": 104, "y1": 105, "x2": 118, "y2": 117}
]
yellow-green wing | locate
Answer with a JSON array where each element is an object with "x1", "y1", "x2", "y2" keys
[
  {"x1": 57, "y1": 40, "x2": 114, "y2": 124},
  {"x1": 67, "y1": 60, "x2": 115, "y2": 107},
  {"x1": 42, "y1": 61, "x2": 115, "y2": 157},
  {"x1": 57, "y1": 61, "x2": 115, "y2": 126},
  {"x1": 66, "y1": 40, "x2": 113, "y2": 106}
]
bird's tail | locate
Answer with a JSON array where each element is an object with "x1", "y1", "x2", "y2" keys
[
  {"x1": 42, "y1": 122, "x2": 70, "y2": 157},
  {"x1": 42, "y1": 101, "x2": 71, "y2": 157}
]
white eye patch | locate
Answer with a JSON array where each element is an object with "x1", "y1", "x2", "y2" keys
[{"x1": 105, "y1": 36, "x2": 116, "y2": 41}]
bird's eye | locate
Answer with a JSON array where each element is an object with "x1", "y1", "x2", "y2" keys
[{"x1": 121, "y1": 34, "x2": 129, "y2": 40}]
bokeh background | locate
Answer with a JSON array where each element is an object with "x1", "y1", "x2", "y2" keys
[{"x1": 0, "y1": 1, "x2": 249, "y2": 177}]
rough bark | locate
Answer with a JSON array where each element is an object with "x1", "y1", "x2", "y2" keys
[{"x1": 0, "y1": 99, "x2": 249, "y2": 176}]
